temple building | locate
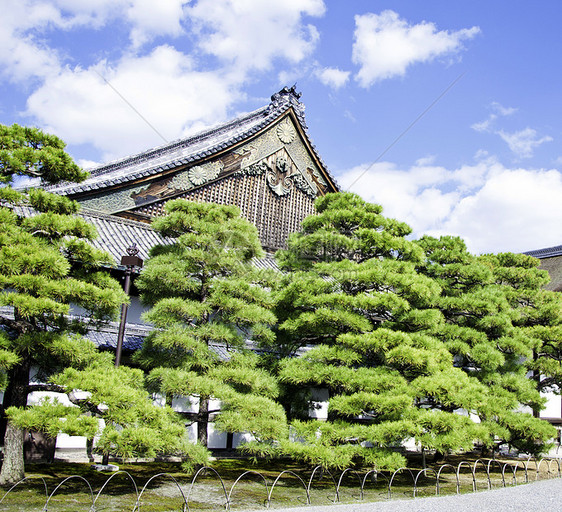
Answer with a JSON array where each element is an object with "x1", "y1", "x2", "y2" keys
[
  {"x1": 50, "y1": 86, "x2": 339, "y2": 256},
  {"x1": 524, "y1": 244, "x2": 562, "y2": 430},
  {"x1": 40, "y1": 87, "x2": 341, "y2": 453},
  {"x1": 47, "y1": 86, "x2": 339, "y2": 357}
]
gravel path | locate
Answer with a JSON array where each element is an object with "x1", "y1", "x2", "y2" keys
[{"x1": 242, "y1": 478, "x2": 562, "y2": 512}]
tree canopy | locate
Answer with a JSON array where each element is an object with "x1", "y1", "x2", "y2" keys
[
  {"x1": 135, "y1": 199, "x2": 287, "y2": 465},
  {"x1": 0, "y1": 123, "x2": 558, "y2": 478},
  {"x1": 416, "y1": 236, "x2": 561, "y2": 453},
  {"x1": 0, "y1": 124, "x2": 190, "y2": 483},
  {"x1": 266, "y1": 192, "x2": 557, "y2": 469},
  {"x1": 0, "y1": 124, "x2": 88, "y2": 186}
]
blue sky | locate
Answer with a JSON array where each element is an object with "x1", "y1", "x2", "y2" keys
[{"x1": 1, "y1": 0, "x2": 561, "y2": 255}]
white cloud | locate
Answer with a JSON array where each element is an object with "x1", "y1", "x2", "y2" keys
[
  {"x1": 343, "y1": 110, "x2": 356, "y2": 123},
  {"x1": 126, "y1": 0, "x2": 188, "y2": 48},
  {"x1": 497, "y1": 128, "x2": 553, "y2": 159},
  {"x1": 35, "y1": 0, "x2": 190, "y2": 39},
  {"x1": 316, "y1": 67, "x2": 350, "y2": 89},
  {"x1": 186, "y1": 0, "x2": 325, "y2": 76},
  {"x1": 0, "y1": 0, "x2": 192, "y2": 83},
  {"x1": 471, "y1": 102, "x2": 516, "y2": 132},
  {"x1": 278, "y1": 66, "x2": 311, "y2": 87},
  {"x1": 490, "y1": 102, "x2": 517, "y2": 117},
  {"x1": 0, "y1": 1, "x2": 62, "y2": 82},
  {"x1": 352, "y1": 10, "x2": 479, "y2": 87},
  {"x1": 472, "y1": 103, "x2": 552, "y2": 158},
  {"x1": 439, "y1": 167, "x2": 562, "y2": 253},
  {"x1": 415, "y1": 155, "x2": 436, "y2": 166},
  {"x1": 338, "y1": 160, "x2": 562, "y2": 255},
  {"x1": 26, "y1": 46, "x2": 239, "y2": 160},
  {"x1": 76, "y1": 159, "x2": 102, "y2": 170},
  {"x1": 340, "y1": 161, "x2": 464, "y2": 229},
  {"x1": 471, "y1": 117, "x2": 496, "y2": 133},
  {"x1": 3, "y1": 0, "x2": 328, "y2": 159},
  {"x1": 0, "y1": 32, "x2": 60, "y2": 83}
]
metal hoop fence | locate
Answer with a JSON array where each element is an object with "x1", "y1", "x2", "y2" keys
[{"x1": 0, "y1": 456, "x2": 560, "y2": 511}]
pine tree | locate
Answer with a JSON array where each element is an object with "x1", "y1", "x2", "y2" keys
[
  {"x1": 135, "y1": 199, "x2": 286, "y2": 458},
  {"x1": 0, "y1": 124, "x2": 126, "y2": 483},
  {"x1": 270, "y1": 193, "x2": 489, "y2": 470},
  {"x1": 415, "y1": 236, "x2": 558, "y2": 453}
]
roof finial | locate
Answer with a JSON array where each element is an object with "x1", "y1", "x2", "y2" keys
[
  {"x1": 271, "y1": 85, "x2": 302, "y2": 102},
  {"x1": 290, "y1": 84, "x2": 301, "y2": 98},
  {"x1": 126, "y1": 243, "x2": 140, "y2": 257}
]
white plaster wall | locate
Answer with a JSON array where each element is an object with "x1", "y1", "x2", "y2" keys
[
  {"x1": 208, "y1": 424, "x2": 227, "y2": 449},
  {"x1": 165, "y1": 395, "x2": 228, "y2": 448},
  {"x1": 187, "y1": 423, "x2": 197, "y2": 441},
  {"x1": 233, "y1": 432, "x2": 255, "y2": 447},
  {"x1": 56, "y1": 433, "x2": 87, "y2": 449},
  {"x1": 402, "y1": 438, "x2": 418, "y2": 451},
  {"x1": 27, "y1": 391, "x2": 72, "y2": 407},
  {"x1": 308, "y1": 388, "x2": 328, "y2": 420},
  {"x1": 541, "y1": 391, "x2": 562, "y2": 419},
  {"x1": 172, "y1": 395, "x2": 198, "y2": 413},
  {"x1": 26, "y1": 391, "x2": 89, "y2": 449}
]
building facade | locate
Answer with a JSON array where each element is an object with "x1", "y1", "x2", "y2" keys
[
  {"x1": 43, "y1": 87, "x2": 340, "y2": 453},
  {"x1": 524, "y1": 244, "x2": 562, "y2": 431},
  {"x1": 50, "y1": 86, "x2": 339, "y2": 256}
]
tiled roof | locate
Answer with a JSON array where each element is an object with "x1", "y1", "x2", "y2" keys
[
  {"x1": 251, "y1": 252, "x2": 282, "y2": 272},
  {"x1": 47, "y1": 87, "x2": 338, "y2": 197},
  {"x1": 87, "y1": 325, "x2": 147, "y2": 352},
  {"x1": 14, "y1": 205, "x2": 280, "y2": 271},
  {"x1": 80, "y1": 209, "x2": 170, "y2": 264},
  {"x1": 13, "y1": 205, "x2": 168, "y2": 265},
  {"x1": 524, "y1": 245, "x2": 562, "y2": 259},
  {"x1": 80, "y1": 209, "x2": 280, "y2": 271},
  {"x1": 10, "y1": 204, "x2": 281, "y2": 355},
  {"x1": 86, "y1": 322, "x2": 240, "y2": 360}
]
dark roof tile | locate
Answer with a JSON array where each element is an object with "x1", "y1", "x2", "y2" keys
[
  {"x1": 524, "y1": 245, "x2": 562, "y2": 259},
  {"x1": 86, "y1": 325, "x2": 236, "y2": 359},
  {"x1": 47, "y1": 87, "x2": 339, "y2": 197}
]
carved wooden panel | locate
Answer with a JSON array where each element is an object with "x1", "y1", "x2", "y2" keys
[
  {"x1": 77, "y1": 114, "x2": 335, "y2": 251},
  {"x1": 128, "y1": 171, "x2": 317, "y2": 251}
]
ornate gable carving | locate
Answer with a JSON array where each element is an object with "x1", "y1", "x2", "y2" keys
[
  {"x1": 235, "y1": 149, "x2": 316, "y2": 198},
  {"x1": 267, "y1": 157, "x2": 293, "y2": 196},
  {"x1": 76, "y1": 114, "x2": 329, "y2": 216}
]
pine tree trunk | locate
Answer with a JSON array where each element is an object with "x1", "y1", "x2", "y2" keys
[
  {"x1": 532, "y1": 351, "x2": 540, "y2": 418},
  {"x1": 86, "y1": 437, "x2": 94, "y2": 463},
  {"x1": 0, "y1": 422, "x2": 24, "y2": 485},
  {"x1": 197, "y1": 397, "x2": 209, "y2": 447},
  {"x1": 0, "y1": 359, "x2": 31, "y2": 485}
]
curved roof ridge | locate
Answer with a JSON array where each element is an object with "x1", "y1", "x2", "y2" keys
[
  {"x1": 87, "y1": 104, "x2": 270, "y2": 178},
  {"x1": 48, "y1": 87, "x2": 325, "y2": 196},
  {"x1": 524, "y1": 245, "x2": 562, "y2": 259}
]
